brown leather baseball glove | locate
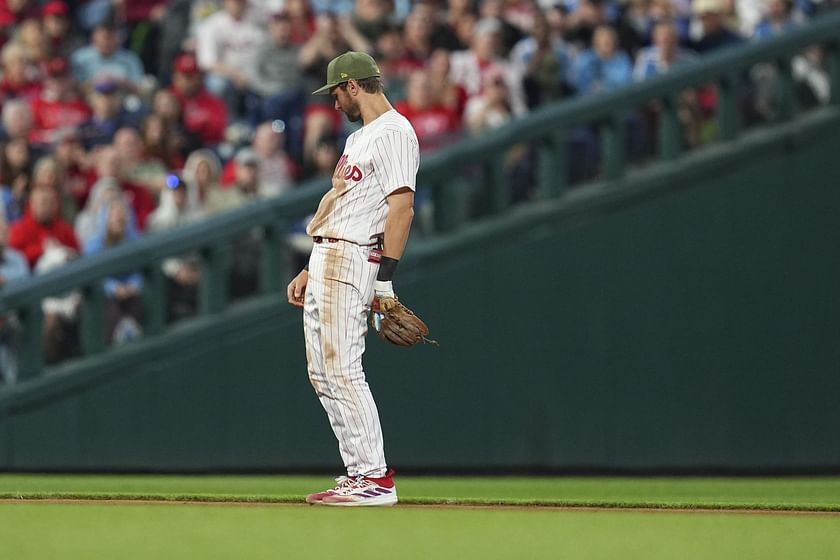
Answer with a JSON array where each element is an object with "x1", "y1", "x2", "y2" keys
[{"x1": 370, "y1": 296, "x2": 438, "y2": 347}]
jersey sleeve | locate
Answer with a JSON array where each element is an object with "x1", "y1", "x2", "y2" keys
[{"x1": 372, "y1": 128, "x2": 419, "y2": 197}]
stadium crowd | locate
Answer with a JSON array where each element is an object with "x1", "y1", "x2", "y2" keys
[{"x1": 0, "y1": 0, "x2": 836, "y2": 378}]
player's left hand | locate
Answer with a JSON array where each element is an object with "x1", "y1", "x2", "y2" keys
[{"x1": 287, "y1": 269, "x2": 309, "y2": 308}]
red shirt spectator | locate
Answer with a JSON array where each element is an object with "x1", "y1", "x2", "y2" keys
[
  {"x1": 0, "y1": 42, "x2": 42, "y2": 103},
  {"x1": 9, "y1": 185, "x2": 79, "y2": 268},
  {"x1": 170, "y1": 53, "x2": 228, "y2": 145},
  {"x1": 30, "y1": 57, "x2": 91, "y2": 145},
  {"x1": 395, "y1": 70, "x2": 461, "y2": 151},
  {"x1": 120, "y1": 0, "x2": 167, "y2": 24},
  {"x1": 120, "y1": 180, "x2": 156, "y2": 231}
]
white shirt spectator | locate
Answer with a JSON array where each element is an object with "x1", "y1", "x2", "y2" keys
[
  {"x1": 449, "y1": 50, "x2": 527, "y2": 116},
  {"x1": 195, "y1": 8, "x2": 266, "y2": 74}
]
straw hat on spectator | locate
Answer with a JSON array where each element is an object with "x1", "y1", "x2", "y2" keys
[{"x1": 693, "y1": 0, "x2": 724, "y2": 15}]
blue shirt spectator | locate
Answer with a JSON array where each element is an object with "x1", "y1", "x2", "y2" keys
[
  {"x1": 754, "y1": 0, "x2": 799, "y2": 40},
  {"x1": 71, "y1": 19, "x2": 144, "y2": 90},
  {"x1": 691, "y1": 0, "x2": 744, "y2": 54},
  {"x1": 634, "y1": 22, "x2": 697, "y2": 81},
  {"x1": 573, "y1": 26, "x2": 633, "y2": 93},
  {"x1": 0, "y1": 231, "x2": 28, "y2": 288},
  {"x1": 84, "y1": 199, "x2": 143, "y2": 297}
]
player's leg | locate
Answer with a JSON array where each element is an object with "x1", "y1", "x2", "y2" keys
[{"x1": 310, "y1": 243, "x2": 387, "y2": 477}]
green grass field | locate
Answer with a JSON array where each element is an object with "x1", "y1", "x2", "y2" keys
[{"x1": 1, "y1": 475, "x2": 839, "y2": 559}]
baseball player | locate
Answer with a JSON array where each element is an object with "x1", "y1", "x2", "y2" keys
[{"x1": 286, "y1": 52, "x2": 419, "y2": 506}]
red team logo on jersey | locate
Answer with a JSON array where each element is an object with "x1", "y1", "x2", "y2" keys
[{"x1": 335, "y1": 154, "x2": 363, "y2": 182}]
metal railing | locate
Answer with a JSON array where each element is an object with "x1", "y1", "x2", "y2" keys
[{"x1": 2, "y1": 12, "x2": 839, "y2": 383}]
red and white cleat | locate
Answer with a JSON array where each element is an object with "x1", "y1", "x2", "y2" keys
[{"x1": 306, "y1": 469, "x2": 398, "y2": 507}]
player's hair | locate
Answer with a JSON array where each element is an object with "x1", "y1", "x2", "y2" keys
[{"x1": 344, "y1": 76, "x2": 384, "y2": 94}]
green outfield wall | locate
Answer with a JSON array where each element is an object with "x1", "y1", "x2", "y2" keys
[{"x1": 2, "y1": 108, "x2": 840, "y2": 472}]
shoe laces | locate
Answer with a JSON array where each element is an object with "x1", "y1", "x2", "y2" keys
[{"x1": 332, "y1": 475, "x2": 362, "y2": 491}]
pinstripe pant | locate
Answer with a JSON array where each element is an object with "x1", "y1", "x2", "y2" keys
[{"x1": 303, "y1": 240, "x2": 387, "y2": 478}]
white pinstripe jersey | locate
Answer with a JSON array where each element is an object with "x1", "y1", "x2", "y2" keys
[{"x1": 307, "y1": 109, "x2": 419, "y2": 245}]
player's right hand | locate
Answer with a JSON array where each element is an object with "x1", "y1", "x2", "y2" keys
[{"x1": 287, "y1": 269, "x2": 309, "y2": 308}]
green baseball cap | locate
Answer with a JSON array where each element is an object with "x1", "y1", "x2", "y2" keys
[{"x1": 312, "y1": 51, "x2": 381, "y2": 95}]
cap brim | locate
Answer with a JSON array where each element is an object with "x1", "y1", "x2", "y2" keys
[{"x1": 312, "y1": 82, "x2": 338, "y2": 95}]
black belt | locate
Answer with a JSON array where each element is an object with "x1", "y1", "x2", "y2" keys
[{"x1": 313, "y1": 234, "x2": 384, "y2": 249}]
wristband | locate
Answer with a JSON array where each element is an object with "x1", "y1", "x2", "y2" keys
[{"x1": 376, "y1": 256, "x2": 399, "y2": 281}]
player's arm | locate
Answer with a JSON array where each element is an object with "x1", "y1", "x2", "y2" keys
[
  {"x1": 382, "y1": 187, "x2": 414, "y2": 261},
  {"x1": 374, "y1": 188, "x2": 413, "y2": 302}
]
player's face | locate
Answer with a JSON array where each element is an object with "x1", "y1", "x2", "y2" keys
[{"x1": 331, "y1": 84, "x2": 362, "y2": 123}]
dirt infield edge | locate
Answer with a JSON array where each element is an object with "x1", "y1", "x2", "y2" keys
[{"x1": 2, "y1": 497, "x2": 839, "y2": 516}]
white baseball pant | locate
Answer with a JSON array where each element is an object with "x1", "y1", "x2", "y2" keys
[{"x1": 303, "y1": 239, "x2": 387, "y2": 477}]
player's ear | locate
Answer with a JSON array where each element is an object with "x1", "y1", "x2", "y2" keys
[{"x1": 347, "y1": 79, "x2": 358, "y2": 95}]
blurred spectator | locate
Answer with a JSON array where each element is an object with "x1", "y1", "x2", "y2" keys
[
  {"x1": 170, "y1": 53, "x2": 228, "y2": 147},
  {"x1": 430, "y1": 0, "x2": 476, "y2": 51},
  {"x1": 71, "y1": 17, "x2": 145, "y2": 93},
  {"x1": 36, "y1": 242, "x2": 80, "y2": 365},
  {"x1": 14, "y1": 18, "x2": 49, "y2": 65},
  {"x1": 464, "y1": 69, "x2": 514, "y2": 134},
  {"x1": 148, "y1": 174, "x2": 203, "y2": 322},
  {"x1": 633, "y1": 22, "x2": 697, "y2": 81},
  {"x1": 0, "y1": 213, "x2": 28, "y2": 384},
  {"x1": 212, "y1": 147, "x2": 264, "y2": 299},
  {"x1": 283, "y1": 0, "x2": 318, "y2": 46},
  {"x1": 30, "y1": 155, "x2": 76, "y2": 223},
  {"x1": 156, "y1": 0, "x2": 192, "y2": 85},
  {"x1": 479, "y1": 0, "x2": 526, "y2": 55},
  {"x1": 0, "y1": 42, "x2": 42, "y2": 104},
  {"x1": 395, "y1": 70, "x2": 461, "y2": 151},
  {"x1": 8, "y1": 184, "x2": 79, "y2": 268},
  {"x1": 0, "y1": 214, "x2": 29, "y2": 286},
  {"x1": 299, "y1": 12, "x2": 372, "y2": 90},
  {"x1": 691, "y1": 0, "x2": 744, "y2": 54},
  {"x1": 91, "y1": 143, "x2": 156, "y2": 231},
  {"x1": 427, "y1": 49, "x2": 468, "y2": 117},
  {"x1": 754, "y1": 0, "x2": 797, "y2": 39},
  {"x1": 212, "y1": 147, "x2": 262, "y2": 210},
  {"x1": 0, "y1": 138, "x2": 31, "y2": 222},
  {"x1": 75, "y1": 176, "x2": 122, "y2": 245},
  {"x1": 195, "y1": 0, "x2": 266, "y2": 120},
  {"x1": 450, "y1": 18, "x2": 526, "y2": 115},
  {"x1": 793, "y1": 46, "x2": 831, "y2": 108},
  {"x1": 29, "y1": 57, "x2": 92, "y2": 146},
  {"x1": 0, "y1": 0, "x2": 40, "y2": 33},
  {"x1": 1, "y1": 99, "x2": 34, "y2": 142},
  {"x1": 250, "y1": 122, "x2": 296, "y2": 197},
  {"x1": 565, "y1": 0, "x2": 612, "y2": 50},
  {"x1": 182, "y1": 148, "x2": 223, "y2": 212},
  {"x1": 305, "y1": 135, "x2": 340, "y2": 179},
  {"x1": 78, "y1": 79, "x2": 136, "y2": 149},
  {"x1": 149, "y1": 173, "x2": 204, "y2": 230},
  {"x1": 735, "y1": 0, "x2": 772, "y2": 35},
  {"x1": 113, "y1": 126, "x2": 167, "y2": 196},
  {"x1": 83, "y1": 199, "x2": 144, "y2": 345},
  {"x1": 141, "y1": 113, "x2": 183, "y2": 169},
  {"x1": 510, "y1": 11, "x2": 573, "y2": 107},
  {"x1": 42, "y1": 1, "x2": 84, "y2": 59},
  {"x1": 642, "y1": 0, "x2": 692, "y2": 47},
  {"x1": 353, "y1": 0, "x2": 392, "y2": 42},
  {"x1": 400, "y1": 8, "x2": 436, "y2": 73},
  {"x1": 148, "y1": 90, "x2": 193, "y2": 160},
  {"x1": 248, "y1": 11, "x2": 306, "y2": 158},
  {"x1": 54, "y1": 130, "x2": 92, "y2": 210},
  {"x1": 119, "y1": 0, "x2": 167, "y2": 77},
  {"x1": 573, "y1": 25, "x2": 633, "y2": 93}
]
